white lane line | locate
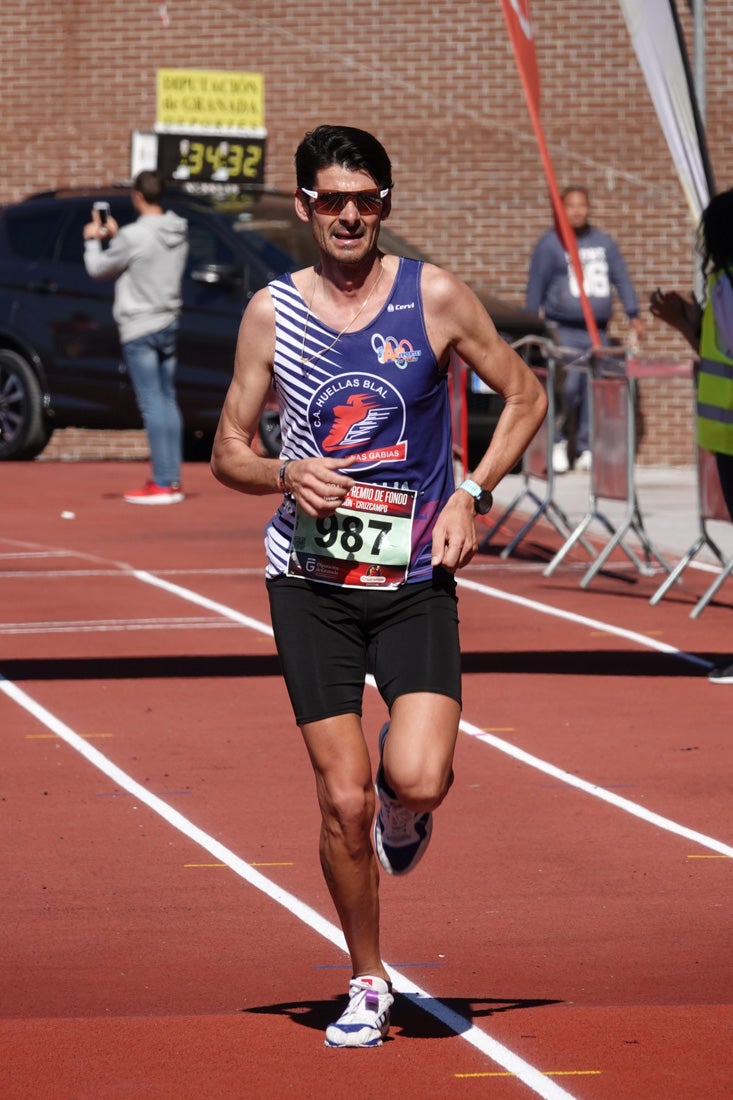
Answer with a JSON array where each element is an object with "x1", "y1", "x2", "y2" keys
[
  {"x1": 0, "y1": 550, "x2": 76, "y2": 561},
  {"x1": 1, "y1": 618, "x2": 242, "y2": 635},
  {"x1": 132, "y1": 570, "x2": 274, "y2": 637},
  {"x1": 461, "y1": 717, "x2": 733, "y2": 858},
  {"x1": 0, "y1": 567, "x2": 264, "y2": 579},
  {"x1": 457, "y1": 575, "x2": 713, "y2": 670},
  {"x1": 131, "y1": 569, "x2": 730, "y2": 857},
  {"x1": 0, "y1": 673, "x2": 577, "y2": 1100}
]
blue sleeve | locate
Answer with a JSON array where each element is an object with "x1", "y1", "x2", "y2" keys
[{"x1": 606, "y1": 237, "x2": 639, "y2": 318}]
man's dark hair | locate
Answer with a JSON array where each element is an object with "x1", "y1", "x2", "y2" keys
[
  {"x1": 295, "y1": 125, "x2": 393, "y2": 191},
  {"x1": 699, "y1": 186, "x2": 733, "y2": 275},
  {"x1": 133, "y1": 170, "x2": 165, "y2": 205}
]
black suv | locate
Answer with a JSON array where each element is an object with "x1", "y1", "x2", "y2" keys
[{"x1": 0, "y1": 186, "x2": 545, "y2": 463}]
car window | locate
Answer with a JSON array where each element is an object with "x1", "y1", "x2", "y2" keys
[
  {"x1": 236, "y1": 227, "x2": 304, "y2": 277},
  {"x1": 55, "y1": 202, "x2": 136, "y2": 264},
  {"x1": 56, "y1": 210, "x2": 93, "y2": 264},
  {"x1": 3, "y1": 207, "x2": 65, "y2": 260}
]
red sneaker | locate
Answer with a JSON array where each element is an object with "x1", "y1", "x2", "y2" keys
[{"x1": 123, "y1": 481, "x2": 184, "y2": 505}]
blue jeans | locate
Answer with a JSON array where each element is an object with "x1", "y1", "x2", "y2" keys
[
  {"x1": 560, "y1": 366, "x2": 590, "y2": 453},
  {"x1": 123, "y1": 322, "x2": 183, "y2": 487},
  {"x1": 554, "y1": 329, "x2": 610, "y2": 454}
]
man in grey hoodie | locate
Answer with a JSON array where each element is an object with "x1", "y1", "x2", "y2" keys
[{"x1": 84, "y1": 171, "x2": 189, "y2": 503}]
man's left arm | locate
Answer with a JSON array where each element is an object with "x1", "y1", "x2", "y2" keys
[{"x1": 607, "y1": 237, "x2": 644, "y2": 341}]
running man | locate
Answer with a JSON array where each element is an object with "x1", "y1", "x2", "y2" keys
[{"x1": 211, "y1": 125, "x2": 547, "y2": 1047}]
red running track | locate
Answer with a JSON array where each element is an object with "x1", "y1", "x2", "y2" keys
[{"x1": 1, "y1": 462, "x2": 731, "y2": 1100}]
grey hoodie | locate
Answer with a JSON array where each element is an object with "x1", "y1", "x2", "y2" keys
[{"x1": 84, "y1": 211, "x2": 189, "y2": 344}]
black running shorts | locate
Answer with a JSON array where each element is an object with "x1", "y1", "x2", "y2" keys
[{"x1": 267, "y1": 570, "x2": 462, "y2": 726}]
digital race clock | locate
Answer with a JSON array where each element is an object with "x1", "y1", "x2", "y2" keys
[{"x1": 157, "y1": 133, "x2": 266, "y2": 187}]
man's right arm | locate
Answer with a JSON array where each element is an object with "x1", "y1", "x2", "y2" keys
[
  {"x1": 210, "y1": 288, "x2": 357, "y2": 513},
  {"x1": 83, "y1": 233, "x2": 131, "y2": 281},
  {"x1": 210, "y1": 288, "x2": 283, "y2": 495}
]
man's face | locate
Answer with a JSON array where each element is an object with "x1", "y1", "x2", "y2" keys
[
  {"x1": 295, "y1": 165, "x2": 389, "y2": 266},
  {"x1": 562, "y1": 190, "x2": 590, "y2": 231}
]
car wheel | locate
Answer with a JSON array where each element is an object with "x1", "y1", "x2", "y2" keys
[{"x1": 0, "y1": 349, "x2": 51, "y2": 460}]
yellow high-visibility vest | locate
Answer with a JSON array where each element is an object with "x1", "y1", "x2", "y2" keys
[{"x1": 698, "y1": 271, "x2": 733, "y2": 456}]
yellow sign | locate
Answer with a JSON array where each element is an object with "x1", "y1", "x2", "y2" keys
[{"x1": 157, "y1": 69, "x2": 264, "y2": 130}]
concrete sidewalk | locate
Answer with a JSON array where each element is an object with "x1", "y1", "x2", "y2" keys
[{"x1": 489, "y1": 464, "x2": 733, "y2": 565}]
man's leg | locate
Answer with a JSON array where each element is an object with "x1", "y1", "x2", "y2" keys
[
  {"x1": 151, "y1": 323, "x2": 183, "y2": 487},
  {"x1": 373, "y1": 692, "x2": 459, "y2": 875},
  {"x1": 301, "y1": 712, "x2": 394, "y2": 1048},
  {"x1": 573, "y1": 369, "x2": 591, "y2": 455},
  {"x1": 300, "y1": 711, "x2": 388, "y2": 983},
  {"x1": 552, "y1": 364, "x2": 571, "y2": 472},
  {"x1": 381, "y1": 691, "x2": 460, "y2": 813},
  {"x1": 124, "y1": 327, "x2": 181, "y2": 487}
]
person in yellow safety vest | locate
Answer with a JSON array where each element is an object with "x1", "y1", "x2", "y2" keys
[{"x1": 650, "y1": 185, "x2": 733, "y2": 686}]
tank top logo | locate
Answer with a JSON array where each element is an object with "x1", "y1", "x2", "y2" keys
[
  {"x1": 309, "y1": 372, "x2": 407, "y2": 470},
  {"x1": 371, "y1": 332, "x2": 422, "y2": 369}
]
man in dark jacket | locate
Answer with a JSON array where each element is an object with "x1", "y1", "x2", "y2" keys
[{"x1": 526, "y1": 186, "x2": 644, "y2": 472}]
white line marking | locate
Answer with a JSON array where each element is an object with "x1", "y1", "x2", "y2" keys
[
  {"x1": 132, "y1": 570, "x2": 274, "y2": 637},
  {"x1": 1, "y1": 617, "x2": 242, "y2": 635},
  {"x1": 0, "y1": 567, "x2": 263, "y2": 579},
  {"x1": 0, "y1": 550, "x2": 76, "y2": 561},
  {"x1": 457, "y1": 576, "x2": 713, "y2": 670},
  {"x1": 3, "y1": 556, "x2": 727, "y2": 1091},
  {"x1": 0, "y1": 673, "x2": 577, "y2": 1100},
  {"x1": 460, "y1": 717, "x2": 733, "y2": 857},
  {"x1": 131, "y1": 569, "x2": 728, "y2": 856}
]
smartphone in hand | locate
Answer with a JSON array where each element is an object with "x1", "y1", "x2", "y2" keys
[{"x1": 93, "y1": 201, "x2": 111, "y2": 225}]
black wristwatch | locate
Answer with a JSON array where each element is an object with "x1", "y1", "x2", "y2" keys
[{"x1": 457, "y1": 478, "x2": 493, "y2": 515}]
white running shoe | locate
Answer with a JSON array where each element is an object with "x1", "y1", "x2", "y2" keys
[
  {"x1": 552, "y1": 442, "x2": 570, "y2": 474},
  {"x1": 574, "y1": 450, "x2": 592, "y2": 472},
  {"x1": 324, "y1": 975, "x2": 393, "y2": 1048},
  {"x1": 373, "y1": 722, "x2": 433, "y2": 876}
]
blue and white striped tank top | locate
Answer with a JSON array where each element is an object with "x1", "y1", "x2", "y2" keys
[{"x1": 263, "y1": 257, "x2": 455, "y2": 582}]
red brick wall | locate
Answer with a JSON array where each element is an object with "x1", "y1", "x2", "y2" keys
[{"x1": 3, "y1": 0, "x2": 731, "y2": 464}]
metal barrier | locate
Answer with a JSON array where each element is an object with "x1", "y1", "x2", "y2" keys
[
  {"x1": 479, "y1": 337, "x2": 596, "y2": 559},
  {"x1": 650, "y1": 444, "x2": 733, "y2": 617},
  {"x1": 543, "y1": 349, "x2": 674, "y2": 587}
]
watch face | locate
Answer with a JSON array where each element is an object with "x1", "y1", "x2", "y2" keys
[{"x1": 475, "y1": 490, "x2": 493, "y2": 515}]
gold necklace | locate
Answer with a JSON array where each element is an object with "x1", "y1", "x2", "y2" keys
[{"x1": 300, "y1": 260, "x2": 385, "y2": 368}]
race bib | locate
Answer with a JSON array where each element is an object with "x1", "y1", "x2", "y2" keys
[{"x1": 286, "y1": 481, "x2": 417, "y2": 588}]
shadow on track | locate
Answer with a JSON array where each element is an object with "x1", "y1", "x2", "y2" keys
[
  {"x1": 244, "y1": 993, "x2": 562, "y2": 1040},
  {"x1": 0, "y1": 654, "x2": 282, "y2": 681},
  {"x1": 0, "y1": 648, "x2": 720, "y2": 682}
]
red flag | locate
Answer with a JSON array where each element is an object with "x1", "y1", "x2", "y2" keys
[
  {"x1": 501, "y1": 0, "x2": 540, "y2": 111},
  {"x1": 499, "y1": 0, "x2": 601, "y2": 347}
]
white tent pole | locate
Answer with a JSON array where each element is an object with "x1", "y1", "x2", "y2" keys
[{"x1": 692, "y1": 0, "x2": 706, "y2": 125}]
